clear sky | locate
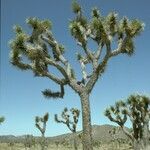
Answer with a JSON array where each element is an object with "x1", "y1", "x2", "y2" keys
[{"x1": 0, "y1": 0, "x2": 150, "y2": 137}]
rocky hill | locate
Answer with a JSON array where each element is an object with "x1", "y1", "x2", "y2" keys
[{"x1": 0, "y1": 124, "x2": 130, "y2": 144}]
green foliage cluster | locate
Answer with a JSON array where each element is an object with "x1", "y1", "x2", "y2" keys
[
  {"x1": 70, "y1": 1, "x2": 144, "y2": 55},
  {"x1": 0, "y1": 117, "x2": 5, "y2": 125},
  {"x1": 42, "y1": 85, "x2": 64, "y2": 99}
]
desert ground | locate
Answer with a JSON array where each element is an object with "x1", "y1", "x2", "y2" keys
[{"x1": 0, "y1": 142, "x2": 132, "y2": 150}]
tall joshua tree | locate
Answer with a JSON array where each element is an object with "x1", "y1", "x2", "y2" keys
[
  {"x1": 35, "y1": 113, "x2": 49, "y2": 150},
  {"x1": 9, "y1": 1, "x2": 144, "y2": 149},
  {"x1": 0, "y1": 116, "x2": 5, "y2": 125},
  {"x1": 104, "y1": 94, "x2": 150, "y2": 150},
  {"x1": 55, "y1": 107, "x2": 80, "y2": 150}
]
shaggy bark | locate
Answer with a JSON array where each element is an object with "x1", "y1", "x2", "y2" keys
[
  {"x1": 133, "y1": 139, "x2": 150, "y2": 150},
  {"x1": 80, "y1": 92, "x2": 93, "y2": 150},
  {"x1": 73, "y1": 132, "x2": 78, "y2": 150}
]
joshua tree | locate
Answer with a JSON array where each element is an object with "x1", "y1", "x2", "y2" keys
[
  {"x1": 61, "y1": 140, "x2": 70, "y2": 148},
  {"x1": 9, "y1": 0, "x2": 144, "y2": 149},
  {"x1": 35, "y1": 113, "x2": 49, "y2": 150},
  {"x1": 8, "y1": 140, "x2": 15, "y2": 150},
  {"x1": 92, "y1": 140, "x2": 101, "y2": 148},
  {"x1": 108, "y1": 127, "x2": 117, "y2": 148},
  {"x1": 108, "y1": 127, "x2": 123, "y2": 149},
  {"x1": 0, "y1": 116, "x2": 5, "y2": 125},
  {"x1": 23, "y1": 135, "x2": 35, "y2": 150},
  {"x1": 55, "y1": 107, "x2": 80, "y2": 150},
  {"x1": 105, "y1": 94, "x2": 150, "y2": 150},
  {"x1": 54, "y1": 141, "x2": 60, "y2": 150}
]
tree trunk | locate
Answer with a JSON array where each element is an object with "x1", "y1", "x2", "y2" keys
[
  {"x1": 143, "y1": 122, "x2": 150, "y2": 147},
  {"x1": 73, "y1": 133, "x2": 78, "y2": 150},
  {"x1": 133, "y1": 139, "x2": 150, "y2": 150},
  {"x1": 79, "y1": 92, "x2": 93, "y2": 150},
  {"x1": 41, "y1": 134, "x2": 45, "y2": 150}
]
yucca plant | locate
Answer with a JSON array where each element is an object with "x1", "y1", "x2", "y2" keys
[
  {"x1": 104, "y1": 94, "x2": 150, "y2": 150},
  {"x1": 35, "y1": 113, "x2": 49, "y2": 150},
  {"x1": 10, "y1": 1, "x2": 144, "y2": 149},
  {"x1": 55, "y1": 107, "x2": 80, "y2": 150}
]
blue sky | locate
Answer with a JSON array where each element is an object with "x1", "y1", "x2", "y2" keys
[{"x1": 0, "y1": 0, "x2": 150, "y2": 137}]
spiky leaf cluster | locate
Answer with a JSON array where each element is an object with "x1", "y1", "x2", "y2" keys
[
  {"x1": 69, "y1": 21, "x2": 87, "y2": 47},
  {"x1": 105, "y1": 94, "x2": 150, "y2": 140},
  {"x1": 106, "y1": 12, "x2": 118, "y2": 36},
  {"x1": 42, "y1": 85, "x2": 64, "y2": 99},
  {"x1": 70, "y1": 1, "x2": 89, "y2": 47},
  {"x1": 10, "y1": 21, "x2": 48, "y2": 71},
  {"x1": 9, "y1": 17, "x2": 66, "y2": 74},
  {"x1": 10, "y1": 17, "x2": 68, "y2": 101},
  {"x1": 0, "y1": 116, "x2": 5, "y2": 124},
  {"x1": 70, "y1": 1, "x2": 144, "y2": 56},
  {"x1": 91, "y1": 8, "x2": 100, "y2": 18},
  {"x1": 26, "y1": 17, "x2": 52, "y2": 32},
  {"x1": 55, "y1": 107, "x2": 80, "y2": 133},
  {"x1": 72, "y1": 0, "x2": 81, "y2": 14}
]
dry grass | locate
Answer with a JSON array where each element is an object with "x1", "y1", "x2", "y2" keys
[{"x1": 0, "y1": 143, "x2": 133, "y2": 150}]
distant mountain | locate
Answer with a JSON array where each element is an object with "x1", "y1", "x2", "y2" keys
[
  {"x1": 91, "y1": 124, "x2": 129, "y2": 142},
  {"x1": 0, "y1": 124, "x2": 130, "y2": 144},
  {"x1": 48, "y1": 124, "x2": 129, "y2": 143}
]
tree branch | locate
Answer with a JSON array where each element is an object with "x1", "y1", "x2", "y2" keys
[
  {"x1": 121, "y1": 126, "x2": 133, "y2": 141},
  {"x1": 45, "y1": 58, "x2": 68, "y2": 80},
  {"x1": 42, "y1": 33, "x2": 74, "y2": 79},
  {"x1": 86, "y1": 43, "x2": 111, "y2": 93},
  {"x1": 82, "y1": 46, "x2": 94, "y2": 62},
  {"x1": 44, "y1": 71, "x2": 66, "y2": 84},
  {"x1": 55, "y1": 114, "x2": 74, "y2": 132},
  {"x1": 35, "y1": 123, "x2": 44, "y2": 135},
  {"x1": 94, "y1": 43, "x2": 104, "y2": 60},
  {"x1": 79, "y1": 59, "x2": 88, "y2": 84},
  {"x1": 109, "y1": 37, "x2": 128, "y2": 57},
  {"x1": 42, "y1": 32, "x2": 68, "y2": 65}
]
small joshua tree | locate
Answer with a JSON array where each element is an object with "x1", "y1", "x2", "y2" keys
[
  {"x1": 54, "y1": 141, "x2": 60, "y2": 150},
  {"x1": 105, "y1": 94, "x2": 150, "y2": 150},
  {"x1": 9, "y1": 1, "x2": 144, "y2": 149},
  {"x1": 35, "y1": 113, "x2": 49, "y2": 150},
  {"x1": 23, "y1": 135, "x2": 35, "y2": 150},
  {"x1": 0, "y1": 116, "x2": 5, "y2": 125},
  {"x1": 78, "y1": 132, "x2": 83, "y2": 145},
  {"x1": 61, "y1": 140, "x2": 70, "y2": 148},
  {"x1": 55, "y1": 107, "x2": 80, "y2": 150},
  {"x1": 92, "y1": 140, "x2": 101, "y2": 148},
  {"x1": 108, "y1": 127, "x2": 122, "y2": 149},
  {"x1": 108, "y1": 127, "x2": 117, "y2": 148},
  {"x1": 8, "y1": 140, "x2": 15, "y2": 150}
]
